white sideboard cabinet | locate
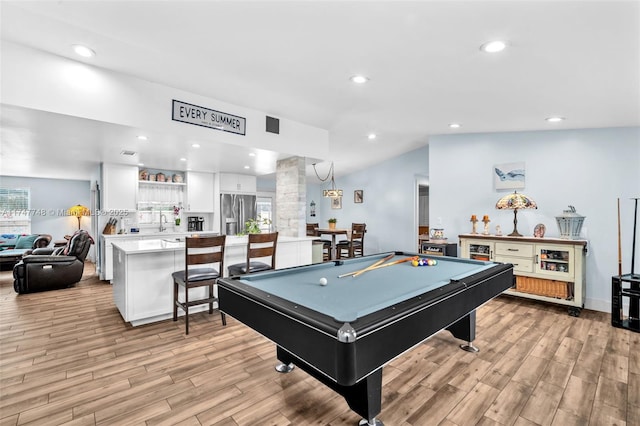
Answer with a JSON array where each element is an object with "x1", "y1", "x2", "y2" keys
[{"x1": 459, "y1": 234, "x2": 587, "y2": 316}]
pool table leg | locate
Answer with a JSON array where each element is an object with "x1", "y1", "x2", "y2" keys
[
  {"x1": 275, "y1": 346, "x2": 385, "y2": 425},
  {"x1": 445, "y1": 310, "x2": 479, "y2": 353}
]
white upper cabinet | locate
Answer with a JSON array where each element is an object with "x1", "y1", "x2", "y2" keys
[
  {"x1": 186, "y1": 171, "x2": 215, "y2": 212},
  {"x1": 219, "y1": 173, "x2": 257, "y2": 194},
  {"x1": 102, "y1": 164, "x2": 138, "y2": 211}
]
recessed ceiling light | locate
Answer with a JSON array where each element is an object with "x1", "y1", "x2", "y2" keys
[
  {"x1": 191, "y1": 143, "x2": 200, "y2": 148},
  {"x1": 72, "y1": 44, "x2": 96, "y2": 58},
  {"x1": 545, "y1": 116, "x2": 565, "y2": 123},
  {"x1": 244, "y1": 165, "x2": 250, "y2": 169},
  {"x1": 350, "y1": 75, "x2": 369, "y2": 84},
  {"x1": 180, "y1": 157, "x2": 187, "y2": 162},
  {"x1": 137, "y1": 135, "x2": 148, "y2": 141},
  {"x1": 480, "y1": 40, "x2": 507, "y2": 53},
  {"x1": 449, "y1": 123, "x2": 462, "y2": 129},
  {"x1": 249, "y1": 153, "x2": 256, "y2": 157},
  {"x1": 368, "y1": 133, "x2": 377, "y2": 140}
]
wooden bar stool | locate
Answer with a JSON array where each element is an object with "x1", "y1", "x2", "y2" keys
[
  {"x1": 172, "y1": 235, "x2": 226, "y2": 334},
  {"x1": 337, "y1": 223, "x2": 366, "y2": 259},
  {"x1": 228, "y1": 232, "x2": 278, "y2": 276}
]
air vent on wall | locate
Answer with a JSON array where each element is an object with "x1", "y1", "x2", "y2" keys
[
  {"x1": 266, "y1": 116, "x2": 280, "y2": 134},
  {"x1": 120, "y1": 150, "x2": 137, "y2": 156}
]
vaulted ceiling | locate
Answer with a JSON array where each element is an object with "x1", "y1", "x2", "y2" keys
[{"x1": 1, "y1": 1, "x2": 638, "y2": 180}]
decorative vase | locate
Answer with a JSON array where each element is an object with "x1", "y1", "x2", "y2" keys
[{"x1": 175, "y1": 218, "x2": 181, "y2": 226}]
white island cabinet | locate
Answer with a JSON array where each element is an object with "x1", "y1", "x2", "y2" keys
[{"x1": 112, "y1": 236, "x2": 314, "y2": 326}]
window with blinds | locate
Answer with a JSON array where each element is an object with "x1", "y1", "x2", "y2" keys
[{"x1": 0, "y1": 187, "x2": 31, "y2": 234}]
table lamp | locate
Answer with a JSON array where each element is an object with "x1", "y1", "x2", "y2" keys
[
  {"x1": 68, "y1": 204, "x2": 90, "y2": 229},
  {"x1": 495, "y1": 191, "x2": 537, "y2": 237}
]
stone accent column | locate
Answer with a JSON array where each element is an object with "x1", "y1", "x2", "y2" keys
[{"x1": 276, "y1": 156, "x2": 306, "y2": 237}]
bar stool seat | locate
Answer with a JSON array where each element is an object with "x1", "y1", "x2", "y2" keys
[
  {"x1": 228, "y1": 261, "x2": 272, "y2": 275},
  {"x1": 227, "y1": 232, "x2": 278, "y2": 276}
]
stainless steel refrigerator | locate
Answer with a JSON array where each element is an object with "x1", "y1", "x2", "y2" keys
[{"x1": 220, "y1": 193, "x2": 257, "y2": 235}]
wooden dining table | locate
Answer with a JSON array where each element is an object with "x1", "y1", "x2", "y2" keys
[{"x1": 315, "y1": 228, "x2": 349, "y2": 260}]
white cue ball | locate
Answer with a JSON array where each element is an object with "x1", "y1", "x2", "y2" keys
[{"x1": 319, "y1": 277, "x2": 328, "y2": 286}]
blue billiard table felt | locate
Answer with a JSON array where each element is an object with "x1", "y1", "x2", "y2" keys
[{"x1": 238, "y1": 253, "x2": 495, "y2": 322}]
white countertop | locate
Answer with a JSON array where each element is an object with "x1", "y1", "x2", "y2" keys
[
  {"x1": 101, "y1": 231, "x2": 207, "y2": 239},
  {"x1": 111, "y1": 235, "x2": 315, "y2": 254}
]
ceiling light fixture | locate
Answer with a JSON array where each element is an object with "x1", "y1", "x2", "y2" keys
[
  {"x1": 312, "y1": 162, "x2": 343, "y2": 198},
  {"x1": 137, "y1": 135, "x2": 148, "y2": 141},
  {"x1": 350, "y1": 75, "x2": 369, "y2": 84},
  {"x1": 244, "y1": 165, "x2": 250, "y2": 169},
  {"x1": 368, "y1": 133, "x2": 377, "y2": 140},
  {"x1": 191, "y1": 143, "x2": 200, "y2": 148},
  {"x1": 72, "y1": 44, "x2": 96, "y2": 58},
  {"x1": 249, "y1": 153, "x2": 256, "y2": 157},
  {"x1": 180, "y1": 157, "x2": 187, "y2": 162},
  {"x1": 449, "y1": 123, "x2": 461, "y2": 129},
  {"x1": 546, "y1": 116, "x2": 565, "y2": 123},
  {"x1": 480, "y1": 40, "x2": 507, "y2": 53}
]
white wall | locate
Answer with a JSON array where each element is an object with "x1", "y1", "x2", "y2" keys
[
  {"x1": 429, "y1": 127, "x2": 640, "y2": 312},
  {"x1": 308, "y1": 146, "x2": 429, "y2": 254},
  {"x1": 1, "y1": 41, "x2": 330, "y2": 162}
]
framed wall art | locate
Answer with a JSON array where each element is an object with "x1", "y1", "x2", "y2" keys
[
  {"x1": 494, "y1": 162, "x2": 525, "y2": 190},
  {"x1": 354, "y1": 190, "x2": 363, "y2": 203},
  {"x1": 331, "y1": 196, "x2": 342, "y2": 209}
]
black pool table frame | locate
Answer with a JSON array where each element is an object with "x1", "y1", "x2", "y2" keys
[{"x1": 218, "y1": 252, "x2": 513, "y2": 425}]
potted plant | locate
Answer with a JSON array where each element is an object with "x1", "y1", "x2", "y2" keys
[
  {"x1": 328, "y1": 218, "x2": 337, "y2": 230},
  {"x1": 239, "y1": 217, "x2": 273, "y2": 235}
]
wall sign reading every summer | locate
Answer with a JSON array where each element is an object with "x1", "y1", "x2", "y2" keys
[{"x1": 172, "y1": 100, "x2": 246, "y2": 135}]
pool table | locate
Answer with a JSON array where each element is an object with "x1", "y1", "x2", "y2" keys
[{"x1": 217, "y1": 251, "x2": 513, "y2": 426}]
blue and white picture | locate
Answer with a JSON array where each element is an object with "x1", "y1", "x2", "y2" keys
[{"x1": 494, "y1": 162, "x2": 525, "y2": 190}]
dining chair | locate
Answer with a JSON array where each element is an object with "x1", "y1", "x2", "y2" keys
[
  {"x1": 227, "y1": 232, "x2": 279, "y2": 276},
  {"x1": 172, "y1": 235, "x2": 226, "y2": 334},
  {"x1": 307, "y1": 223, "x2": 331, "y2": 261},
  {"x1": 336, "y1": 223, "x2": 366, "y2": 259}
]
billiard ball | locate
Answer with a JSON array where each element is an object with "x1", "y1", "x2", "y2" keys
[{"x1": 319, "y1": 277, "x2": 328, "y2": 286}]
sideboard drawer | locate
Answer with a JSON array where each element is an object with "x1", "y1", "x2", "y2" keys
[
  {"x1": 495, "y1": 255, "x2": 535, "y2": 273},
  {"x1": 495, "y1": 242, "x2": 534, "y2": 257}
]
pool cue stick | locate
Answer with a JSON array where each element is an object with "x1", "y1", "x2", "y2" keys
[
  {"x1": 355, "y1": 256, "x2": 417, "y2": 273},
  {"x1": 352, "y1": 253, "x2": 395, "y2": 278},
  {"x1": 337, "y1": 254, "x2": 394, "y2": 278},
  {"x1": 618, "y1": 198, "x2": 623, "y2": 276},
  {"x1": 631, "y1": 197, "x2": 639, "y2": 277}
]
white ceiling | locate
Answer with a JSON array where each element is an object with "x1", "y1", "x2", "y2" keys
[{"x1": 1, "y1": 1, "x2": 639, "y2": 180}]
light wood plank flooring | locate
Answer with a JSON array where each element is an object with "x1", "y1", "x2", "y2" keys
[{"x1": 1, "y1": 263, "x2": 638, "y2": 426}]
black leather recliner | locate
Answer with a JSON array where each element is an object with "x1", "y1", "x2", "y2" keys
[{"x1": 13, "y1": 230, "x2": 93, "y2": 294}]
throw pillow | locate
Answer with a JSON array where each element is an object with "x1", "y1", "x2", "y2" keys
[{"x1": 14, "y1": 234, "x2": 38, "y2": 249}]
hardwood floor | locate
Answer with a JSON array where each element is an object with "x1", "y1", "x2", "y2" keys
[{"x1": 0, "y1": 263, "x2": 637, "y2": 426}]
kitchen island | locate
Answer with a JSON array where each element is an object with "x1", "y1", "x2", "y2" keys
[{"x1": 112, "y1": 235, "x2": 314, "y2": 326}]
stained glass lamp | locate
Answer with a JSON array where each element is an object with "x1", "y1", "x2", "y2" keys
[
  {"x1": 68, "y1": 204, "x2": 90, "y2": 229},
  {"x1": 495, "y1": 191, "x2": 537, "y2": 237}
]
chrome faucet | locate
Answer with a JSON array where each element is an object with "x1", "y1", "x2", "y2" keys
[{"x1": 159, "y1": 213, "x2": 168, "y2": 232}]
